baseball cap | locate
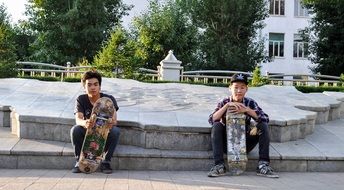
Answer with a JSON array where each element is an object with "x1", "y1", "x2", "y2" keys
[{"x1": 230, "y1": 73, "x2": 248, "y2": 85}]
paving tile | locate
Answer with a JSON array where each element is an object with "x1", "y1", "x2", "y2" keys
[
  {"x1": 271, "y1": 140, "x2": 326, "y2": 160},
  {"x1": 305, "y1": 125, "x2": 344, "y2": 159},
  {"x1": 0, "y1": 138, "x2": 20, "y2": 154},
  {"x1": 52, "y1": 183, "x2": 81, "y2": 190}
]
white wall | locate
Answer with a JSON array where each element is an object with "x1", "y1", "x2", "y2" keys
[{"x1": 260, "y1": 0, "x2": 313, "y2": 75}]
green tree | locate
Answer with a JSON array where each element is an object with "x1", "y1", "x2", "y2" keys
[
  {"x1": 178, "y1": 0, "x2": 268, "y2": 71},
  {"x1": 133, "y1": 0, "x2": 199, "y2": 70},
  {"x1": 251, "y1": 66, "x2": 268, "y2": 86},
  {"x1": 13, "y1": 21, "x2": 36, "y2": 61},
  {"x1": 0, "y1": 4, "x2": 17, "y2": 78},
  {"x1": 94, "y1": 27, "x2": 143, "y2": 78},
  {"x1": 26, "y1": 0, "x2": 131, "y2": 65},
  {"x1": 302, "y1": 0, "x2": 344, "y2": 76}
]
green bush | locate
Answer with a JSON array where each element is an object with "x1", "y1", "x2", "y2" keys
[
  {"x1": 0, "y1": 62, "x2": 17, "y2": 78},
  {"x1": 63, "y1": 77, "x2": 81, "y2": 83},
  {"x1": 19, "y1": 75, "x2": 60, "y2": 81},
  {"x1": 295, "y1": 86, "x2": 344, "y2": 93}
]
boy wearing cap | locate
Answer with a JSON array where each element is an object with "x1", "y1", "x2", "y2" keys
[{"x1": 207, "y1": 73, "x2": 278, "y2": 178}]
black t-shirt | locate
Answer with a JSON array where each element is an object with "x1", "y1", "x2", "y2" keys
[{"x1": 74, "y1": 93, "x2": 119, "y2": 119}]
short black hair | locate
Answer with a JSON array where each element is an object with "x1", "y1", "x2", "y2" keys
[{"x1": 81, "y1": 70, "x2": 102, "y2": 87}]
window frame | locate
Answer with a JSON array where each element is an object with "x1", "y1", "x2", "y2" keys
[
  {"x1": 293, "y1": 34, "x2": 309, "y2": 58},
  {"x1": 269, "y1": 33, "x2": 285, "y2": 58},
  {"x1": 269, "y1": 0, "x2": 285, "y2": 16},
  {"x1": 294, "y1": 0, "x2": 309, "y2": 17}
]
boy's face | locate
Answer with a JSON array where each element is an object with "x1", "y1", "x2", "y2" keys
[
  {"x1": 84, "y1": 78, "x2": 100, "y2": 97},
  {"x1": 230, "y1": 82, "x2": 247, "y2": 102}
]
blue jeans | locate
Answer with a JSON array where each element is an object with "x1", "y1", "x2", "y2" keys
[
  {"x1": 211, "y1": 121, "x2": 270, "y2": 165},
  {"x1": 70, "y1": 125, "x2": 120, "y2": 162}
]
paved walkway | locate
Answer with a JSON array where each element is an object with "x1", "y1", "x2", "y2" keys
[{"x1": 0, "y1": 169, "x2": 343, "y2": 190}]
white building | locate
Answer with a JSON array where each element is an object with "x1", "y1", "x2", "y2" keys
[{"x1": 260, "y1": 0, "x2": 312, "y2": 77}]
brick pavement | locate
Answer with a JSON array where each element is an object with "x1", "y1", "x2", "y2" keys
[{"x1": 0, "y1": 169, "x2": 343, "y2": 190}]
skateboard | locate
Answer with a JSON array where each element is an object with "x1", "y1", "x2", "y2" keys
[
  {"x1": 226, "y1": 107, "x2": 247, "y2": 175},
  {"x1": 79, "y1": 97, "x2": 115, "y2": 173}
]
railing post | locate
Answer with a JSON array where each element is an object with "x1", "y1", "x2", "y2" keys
[{"x1": 66, "y1": 62, "x2": 71, "y2": 78}]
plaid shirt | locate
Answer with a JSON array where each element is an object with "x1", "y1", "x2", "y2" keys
[{"x1": 208, "y1": 96, "x2": 269, "y2": 126}]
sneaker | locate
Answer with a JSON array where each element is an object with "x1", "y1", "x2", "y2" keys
[
  {"x1": 256, "y1": 161, "x2": 279, "y2": 178},
  {"x1": 207, "y1": 163, "x2": 226, "y2": 177},
  {"x1": 72, "y1": 162, "x2": 81, "y2": 173},
  {"x1": 100, "y1": 162, "x2": 113, "y2": 174}
]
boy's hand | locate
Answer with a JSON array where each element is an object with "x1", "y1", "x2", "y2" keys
[
  {"x1": 107, "y1": 118, "x2": 115, "y2": 129},
  {"x1": 227, "y1": 102, "x2": 248, "y2": 114},
  {"x1": 85, "y1": 119, "x2": 94, "y2": 129}
]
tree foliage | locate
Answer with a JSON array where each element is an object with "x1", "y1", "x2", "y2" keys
[
  {"x1": 303, "y1": 0, "x2": 344, "y2": 76},
  {"x1": 94, "y1": 27, "x2": 143, "y2": 78},
  {"x1": 132, "y1": 0, "x2": 199, "y2": 70},
  {"x1": 26, "y1": 0, "x2": 131, "y2": 65},
  {"x1": 178, "y1": 0, "x2": 268, "y2": 71},
  {"x1": 0, "y1": 4, "x2": 17, "y2": 78}
]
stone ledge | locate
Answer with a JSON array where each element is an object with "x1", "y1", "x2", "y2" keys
[
  {"x1": 10, "y1": 110, "x2": 318, "y2": 144},
  {"x1": 0, "y1": 105, "x2": 11, "y2": 128},
  {"x1": 1, "y1": 143, "x2": 344, "y2": 172}
]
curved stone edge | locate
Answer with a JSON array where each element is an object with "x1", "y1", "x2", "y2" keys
[
  {"x1": 2, "y1": 107, "x2": 317, "y2": 150},
  {"x1": 323, "y1": 91, "x2": 344, "y2": 119}
]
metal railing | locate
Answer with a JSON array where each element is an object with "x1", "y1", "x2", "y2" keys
[
  {"x1": 17, "y1": 62, "x2": 93, "y2": 81},
  {"x1": 181, "y1": 70, "x2": 252, "y2": 84},
  {"x1": 138, "y1": 68, "x2": 159, "y2": 81},
  {"x1": 138, "y1": 68, "x2": 343, "y2": 87},
  {"x1": 267, "y1": 74, "x2": 343, "y2": 87},
  {"x1": 17, "y1": 63, "x2": 343, "y2": 87}
]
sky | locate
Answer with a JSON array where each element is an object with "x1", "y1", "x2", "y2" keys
[{"x1": 0, "y1": 0, "x2": 149, "y2": 27}]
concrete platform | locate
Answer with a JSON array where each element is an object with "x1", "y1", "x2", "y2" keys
[
  {"x1": 1, "y1": 78, "x2": 344, "y2": 143},
  {"x1": 0, "y1": 78, "x2": 344, "y2": 171}
]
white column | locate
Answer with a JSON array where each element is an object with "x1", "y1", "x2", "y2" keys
[{"x1": 158, "y1": 50, "x2": 183, "y2": 81}]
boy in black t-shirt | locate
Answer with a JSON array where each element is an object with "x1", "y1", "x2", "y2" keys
[{"x1": 70, "y1": 70, "x2": 120, "y2": 174}]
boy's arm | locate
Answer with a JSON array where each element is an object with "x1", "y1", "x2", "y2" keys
[
  {"x1": 108, "y1": 110, "x2": 118, "y2": 129},
  {"x1": 75, "y1": 112, "x2": 92, "y2": 129},
  {"x1": 244, "y1": 107, "x2": 258, "y2": 120},
  {"x1": 211, "y1": 104, "x2": 229, "y2": 122},
  {"x1": 246, "y1": 100, "x2": 269, "y2": 123}
]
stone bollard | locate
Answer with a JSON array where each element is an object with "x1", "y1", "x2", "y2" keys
[{"x1": 158, "y1": 50, "x2": 183, "y2": 81}]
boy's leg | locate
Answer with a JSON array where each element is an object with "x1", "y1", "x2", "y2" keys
[
  {"x1": 208, "y1": 122, "x2": 227, "y2": 177},
  {"x1": 211, "y1": 122, "x2": 227, "y2": 165},
  {"x1": 256, "y1": 122, "x2": 270, "y2": 162},
  {"x1": 70, "y1": 125, "x2": 86, "y2": 160},
  {"x1": 70, "y1": 125, "x2": 86, "y2": 173},
  {"x1": 101, "y1": 126, "x2": 120, "y2": 174},
  {"x1": 253, "y1": 122, "x2": 278, "y2": 178},
  {"x1": 246, "y1": 122, "x2": 270, "y2": 161},
  {"x1": 103, "y1": 126, "x2": 121, "y2": 162}
]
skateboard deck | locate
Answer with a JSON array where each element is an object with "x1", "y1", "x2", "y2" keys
[
  {"x1": 226, "y1": 107, "x2": 247, "y2": 175},
  {"x1": 79, "y1": 97, "x2": 115, "y2": 173}
]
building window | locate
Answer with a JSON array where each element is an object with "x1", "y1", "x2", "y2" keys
[
  {"x1": 269, "y1": 0, "x2": 285, "y2": 15},
  {"x1": 294, "y1": 0, "x2": 309, "y2": 17},
  {"x1": 293, "y1": 34, "x2": 309, "y2": 58},
  {"x1": 269, "y1": 33, "x2": 284, "y2": 57}
]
